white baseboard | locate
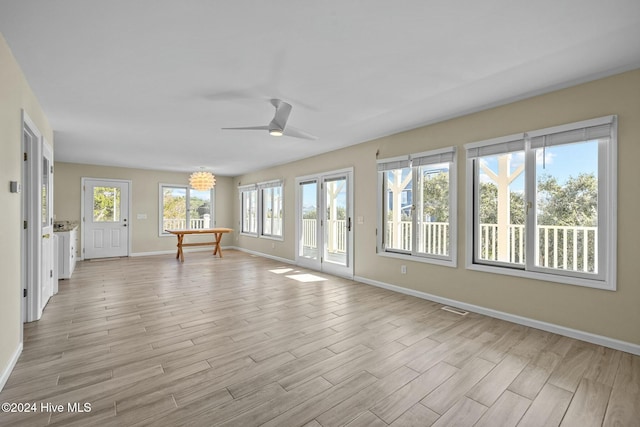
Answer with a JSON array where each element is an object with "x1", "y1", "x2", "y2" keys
[
  {"x1": 130, "y1": 246, "x2": 232, "y2": 258},
  {"x1": 0, "y1": 343, "x2": 22, "y2": 392},
  {"x1": 229, "y1": 246, "x2": 296, "y2": 266},
  {"x1": 355, "y1": 275, "x2": 640, "y2": 356}
]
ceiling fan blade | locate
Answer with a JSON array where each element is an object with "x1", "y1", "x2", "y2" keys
[
  {"x1": 271, "y1": 99, "x2": 292, "y2": 129},
  {"x1": 283, "y1": 125, "x2": 317, "y2": 140},
  {"x1": 221, "y1": 126, "x2": 269, "y2": 131}
]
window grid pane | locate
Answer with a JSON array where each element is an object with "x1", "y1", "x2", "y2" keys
[
  {"x1": 94, "y1": 187, "x2": 122, "y2": 223},
  {"x1": 475, "y1": 152, "x2": 526, "y2": 265},
  {"x1": 535, "y1": 140, "x2": 599, "y2": 274},
  {"x1": 384, "y1": 168, "x2": 413, "y2": 252},
  {"x1": 416, "y1": 164, "x2": 450, "y2": 256}
]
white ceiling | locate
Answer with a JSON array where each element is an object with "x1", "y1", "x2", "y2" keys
[{"x1": 1, "y1": 1, "x2": 639, "y2": 176}]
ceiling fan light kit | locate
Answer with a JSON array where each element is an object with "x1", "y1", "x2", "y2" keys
[{"x1": 223, "y1": 98, "x2": 317, "y2": 140}]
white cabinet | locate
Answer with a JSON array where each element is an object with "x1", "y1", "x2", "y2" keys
[{"x1": 56, "y1": 226, "x2": 77, "y2": 279}]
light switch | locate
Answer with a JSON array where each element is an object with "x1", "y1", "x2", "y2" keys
[
  {"x1": 357, "y1": 216, "x2": 364, "y2": 224},
  {"x1": 9, "y1": 181, "x2": 21, "y2": 193}
]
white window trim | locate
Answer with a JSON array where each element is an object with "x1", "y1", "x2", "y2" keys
[
  {"x1": 464, "y1": 115, "x2": 617, "y2": 291},
  {"x1": 239, "y1": 184, "x2": 258, "y2": 237},
  {"x1": 158, "y1": 183, "x2": 216, "y2": 237},
  {"x1": 377, "y1": 146, "x2": 457, "y2": 268},
  {"x1": 238, "y1": 180, "x2": 285, "y2": 239},
  {"x1": 259, "y1": 180, "x2": 284, "y2": 240}
]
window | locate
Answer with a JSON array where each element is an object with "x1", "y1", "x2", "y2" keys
[
  {"x1": 240, "y1": 184, "x2": 258, "y2": 235},
  {"x1": 378, "y1": 147, "x2": 457, "y2": 266},
  {"x1": 260, "y1": 181, "x2": 283, "y2": 238},
  {"x1": 465, "y1": 115, "x2": 617, "y2": 290},
  {"x1": 240, "y1": 181, "x2": 284, "y2": 238},
  {"x1": 159, "y1": 184, "x2": 214, "y2": 235}
]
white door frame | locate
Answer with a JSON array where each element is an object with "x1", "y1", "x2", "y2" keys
[
  {"x1": 80, "y1": 177, "x2": 132, "y2": 260},
  {"x1": 295, "y1": 167, "x2": 354, "y2": 279},
  {"x1": 21, "y1": 110, "x2": 45, "y2": 323}
]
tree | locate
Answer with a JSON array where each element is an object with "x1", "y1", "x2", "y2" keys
[
  {"x1": 421, "y1": 172, "x2": 449, "y2": 222},
  {"x1": 537, "y1": 173, "x2": 597, "y2": 227},
  {"x1": 163, "y1": 189, "x2": 186, "y2": 220},
  {"x1": 93, "y1": 187, "x2": 121, "y2": 221},
  {"x1": 478, "y1": 182, "x2": 525, "y2": 225}
]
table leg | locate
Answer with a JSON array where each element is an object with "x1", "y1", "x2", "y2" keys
[
  {"x1": 176, "y1": 234, "x2": 185, "y2": 262},
  {"x1": 213, "y1": 232, "x2": 223, "y2": 258}
]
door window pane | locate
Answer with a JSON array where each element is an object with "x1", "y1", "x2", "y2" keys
[
  {"x1": 42, "y1": 157, "x2": 49, "y2": 227},
  {"x1": 93, "y1": 186, "x2": 121, "y2": 222},
  {"x1": 325, "y1": 177, "x2": 347, "y2": 266},
  {"x1": 300, "y1": 181, "x2": 318, "y2": 260}
]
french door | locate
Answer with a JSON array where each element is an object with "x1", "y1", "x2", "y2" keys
[
  {"x1": 296, "y1": 169, "x2": 353, "y2": 278},
  {"x1": 21, "y1": 111, "x2": 54, "y2": 322},
  {"x1": 82, "y1": 178, "x2": 131, "y2": 259},
  {"x1": 40, "y1": 141, "x2": 54, "y2": 312}
]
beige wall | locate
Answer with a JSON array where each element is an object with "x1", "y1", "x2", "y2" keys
[
  {"x1": 54, "y1": 163, "x2": 235, "y2": 256},
  {"x1": 234, "y1": 69, "x2": 640, "y2": 346},
  {"x1": 0, "y1": 34, "x2": 54, "y2": 379}
]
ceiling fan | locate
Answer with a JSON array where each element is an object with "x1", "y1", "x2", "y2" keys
[{"x1": 222, "y1": 99, "x2": 317, "y2": 140}]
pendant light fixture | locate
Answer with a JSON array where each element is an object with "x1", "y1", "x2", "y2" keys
[{"x1": 189, "y1": 170, "x2": 216, "y2": 191}]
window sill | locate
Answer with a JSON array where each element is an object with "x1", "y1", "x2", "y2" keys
[
  {"x1": 260, "y1": 235, "x2": 284, "y2": 242},
  {"x1": 378, "y1": 250, "x2": 457, "y2": 268},
  {"x1": 465, "y1": 262, "x2": 615, "y2": 291},
  {"x1": 240, "y1": 232, "x2": 259, "y2": 238}
]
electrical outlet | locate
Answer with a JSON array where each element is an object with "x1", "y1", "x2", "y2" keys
[
  {"x1": 271, "y1": 242, "x2": 275, "y2": 249},
  {"x1": 401, "y1": 265, "x2": 407, "y2": 274}
]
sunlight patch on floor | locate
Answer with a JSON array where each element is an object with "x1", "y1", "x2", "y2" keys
[
  {"x1": 269, "y1": 268, "x2": 294, "y2": 274},
  {"x1": 285, "y1": 273, "x2": 328, "y2": 283}
]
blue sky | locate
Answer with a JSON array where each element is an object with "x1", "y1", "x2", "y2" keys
[{"x1": 480, "y1": 140, "x2": 598, "y2": 192}]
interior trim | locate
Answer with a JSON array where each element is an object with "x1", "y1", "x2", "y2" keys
[{"x1": 0, "y1": 342, "x2": 22, "y2": 392}]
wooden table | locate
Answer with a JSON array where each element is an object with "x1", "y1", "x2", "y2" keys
[{"x1": 165, "y1": 228, "x2": 233, "y2": 262}]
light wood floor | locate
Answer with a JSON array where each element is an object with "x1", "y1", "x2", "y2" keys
[{"x1": 1, "y1": 250, "x2": 638, "y2": 427}]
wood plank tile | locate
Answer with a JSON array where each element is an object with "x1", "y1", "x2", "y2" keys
[
  {"x1": 0, "y1": 251, "x2": 636, "y2": 427},
  {"x1": 371, "y1": 361, "x2": 458, "y2": 424},
  {"x1": 317, "y1": 366, "x2": 419, "y2": 427},
  {"x1": 388, "y1": 403, "x2": 439, "y2": 427},
  {"x1": 466, "y1": 354, "x2": 528, "y2": 406},
  {"x1": 517, "y1": 383, "x2": 573, "y2": 427},
  {"x1": 474, "y1": 390, "x2": 531, "y2": 427},
  {"x1": 261, "y1": 371, "x2": 378, "y2": 427},
  {"x1": 560, "y1": 378, "x2": 611, "y2": 427},
  {"x1": 344, "y1": 411, "x2": 388, "y2": 427},
  {"x1": 430, "y1": 397, "x2": 487, "y2": 427},
  {"x1": 421, "y1": 357, "x2": 495, "y2": 415},
  {"x1": 547, "y1": 341, "x2": 596, "y2": 392}
]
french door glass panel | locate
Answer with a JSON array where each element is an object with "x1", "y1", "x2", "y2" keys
[
  {"x1": 300, "y1": 180, "x2": 318, "y2": 261},
  {"x1": 324, "y1": 176, "x2": 347, "y2": 266}
]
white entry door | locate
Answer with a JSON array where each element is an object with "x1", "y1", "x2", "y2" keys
[
  {"x1": 83, "y1": 179, "x2": 130, "y2": 259},
  {"x1": 40, "y1": 141, "x2": 54, "y2": 312},
  {"x1": 296, "y1": 169, "x2": 354, "y2": 278}
]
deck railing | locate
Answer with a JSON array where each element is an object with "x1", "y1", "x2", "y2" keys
[
  {"x1": 301, "y1": 218, "x2": 596, "y2": 272},
  {"x1": 163, "y1": 214, "x2": 211, "y2": 230}
]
